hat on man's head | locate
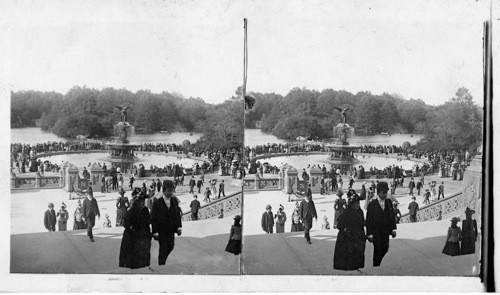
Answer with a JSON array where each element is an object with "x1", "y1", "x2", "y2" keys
[
  {"x1": 451, "y1": 217, "x2": 460, "y2": 223},
  {"x1": 162, "y1": 180, "x2": 175, "y2": 191},
  {"x1": 266, "y1": 204, "x2": 272, "y2": 210},
  {"x1": 119, "y1": 188, "x2": 125, "y2": 195},
  {"x1": 348, "y1": 194, "x2": 360, "y2": 205},
  {"x1": 48, "y1": 202, "x2": 54, "y2": 208},
  {"x1": 376, "y1": 181, "x2": 389, "y2": 193},
  {"x1": 465, "y1": 207, "x2": 475, "y2": 215},
  {"x1": 234, "y1": 215, "x2": 242, "y2": 221},
  {"x1": 131, "y1": 187, "x2": 141, "y2": 196}
]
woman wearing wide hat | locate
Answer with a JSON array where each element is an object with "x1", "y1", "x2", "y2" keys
[
  {"x1": 333, "y1": 194, "x2": 366, "y2": 270},
  {"x1": 442, "y1": 217, "x2": 462, "y2": 256},
  {"x1": 461, "y1": 207, "x2": 478, "y2": 255},
  {"x1": 333, "y1": 190, "x2": 347, "y2": 229},
  {"x1": 116, "y1": 188, "x2": 130, "y2": 227},
  {"x1": 225, "y1": 215, "x2": 242, "y2": 255},
  {"x1": 119, "y1": 188, "x2": 152, "y2": 269}
]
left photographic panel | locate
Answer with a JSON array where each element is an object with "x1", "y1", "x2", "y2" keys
[{"x1": 9, "y1": 5, "x2": 244, "y2": 275}]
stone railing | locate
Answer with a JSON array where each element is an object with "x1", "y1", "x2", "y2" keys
[
  {"x1": 181, "y1": 190, "x2": 242, "y2": 222},
  {"x1": 399, "y1": 192, "x2": 462, "y2": 223},
  {"x1": 243, "y1": 177, "x2": 281, "y2": 190},
  {"x1": 11, "y1": 172, "x2": 62, "y2": 189}
]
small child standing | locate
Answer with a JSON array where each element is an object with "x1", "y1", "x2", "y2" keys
[
  {"x1": 322, "y1": 215, "x2": 330, "y2": 230},
  {"x1": 103, "y1": 213, "x2": 112, "y2": 228},
  {"x1": 442, "y1": 217, "x2": 461, "y2": 256},
  {"x1": 225, "y1": 215, "x2": 242, "y2": 255},
  {"x1": 423, "y1": 189, "x2": 431, "y2": 205}
]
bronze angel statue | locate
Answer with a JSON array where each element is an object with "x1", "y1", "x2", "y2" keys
[
  {"x1": 334, "y1": 107, "x2": 349, "y2": 124},
  {"x1": 115, "y1": 106, "x2": 130, "y2": 122}
]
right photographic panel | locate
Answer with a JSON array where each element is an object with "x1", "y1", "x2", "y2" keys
[{"x1": 241, "y1": 1, "x2": 487, "y2": 278}]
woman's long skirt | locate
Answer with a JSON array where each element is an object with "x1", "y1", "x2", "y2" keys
[
  {"x1": 119, "y1": 229, "x2": 152, "y2": 269},
  {"x1": 333, "y1": 230, "x2": 366, "y2": 270}
]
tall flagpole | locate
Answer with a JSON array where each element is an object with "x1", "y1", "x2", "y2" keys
[{"x1": 240, "y1": 18, "x2": 247, "y2": 270}]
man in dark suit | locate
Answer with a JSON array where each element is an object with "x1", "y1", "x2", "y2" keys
[
  {"x1": 408, "y1": 196, "x2": 419, "y2": 223},
  {"x1": 44, "y1": 202, "x2": 56, "y2": 232},
  {"x1": 299, "y1": 189, "x2": 318, "y2": 244},
  {"x1": 261, "y1": 204, "x2": 274, "y2": 234},
  {"x1": 196, "y1": 177, "x2": 203, "y2": 193},
  {"x1": 150, "y1": 180, "x2": 182, "y2": 265},
  {"x1": 188, "y1": 176, "x2": 196, "y2": 194},
  {"x1": 218, "y1": 180, "x2": 225, "y2": 198},
  {"x1": 408, "y1": 177, "x2": 415, "y2": 196},
  {"x1": 189, "y1": 195, "x2": 201, "y2": 221},
  {"x1": 82, "y1": 192, "x2": 100, "y2": 242},
  {"x1": 366, "y1": 181, "x2": 397, "y2": 266},
  {"x1": 156, "y1": 178, "x2": 162, "y2": 192}
]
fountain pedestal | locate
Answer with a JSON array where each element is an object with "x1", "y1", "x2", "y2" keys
[
  {"x1": 325, "y1": 123, "x2": 360, "y2": 174},
  {"x1": 105, "y1": 121, "x2": 141, "y2": 172}
]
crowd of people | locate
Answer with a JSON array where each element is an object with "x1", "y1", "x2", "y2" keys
[{"x1": 245, "y1": 142, "x2": 474, "y2": 179}]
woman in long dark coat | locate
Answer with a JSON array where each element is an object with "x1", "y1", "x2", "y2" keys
[
  {"x1": 119, "y1": 189, "x2": 151, "y2": 269},
  {"x1": 333, "y1": 190, "x2": 347, "y2": 229},
  {"x1": 461, "y1": 207, "x2": 478, "y2": 255},
  {"x1": 116, "y1": 188, "x2": 130, "y2": 227},
  {"x1": 333, "y1": 195, "x2": 366, "y2": 271}
]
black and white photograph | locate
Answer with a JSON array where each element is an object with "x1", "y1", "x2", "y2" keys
[{"x1": 1, "y1": 0, "x2": 494, "y2": 292}]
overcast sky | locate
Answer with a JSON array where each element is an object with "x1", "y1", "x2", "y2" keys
[{"x1": 2, "y1": 0, "x2": 488, "y2": 105}]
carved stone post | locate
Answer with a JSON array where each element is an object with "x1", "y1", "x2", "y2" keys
[
  {"x1": 284, "y1": 166, "x2": 298, "y2": 194},
  {"x1": 65, "y1": 165, "x2": 79, "y2": 192},
  {"x1": 35, "y1": 171, "x2": 42, "y2": 188},
  {"x1": 309, "y1": 165, "x2": 323, "y2": 194},
  {"x1": 90, "y1": 164, "x2": 104, "y2": 193},
  {"x1": 11, "y1": 172, "x2": 17, "y2": 189}
]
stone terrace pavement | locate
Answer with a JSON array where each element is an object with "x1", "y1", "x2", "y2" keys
[{"x1": 11, "y1": 212, "x2": 241, "y2": 274}]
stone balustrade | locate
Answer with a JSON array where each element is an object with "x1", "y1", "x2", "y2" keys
[
  {"x1": 181, "y1": 191, "x2": 242, "y2": 222},
  {"x1": 399, "y1": 192, "x2": 462, "y2": 223},
  {"x1": 243, "y1": 175, "x2": 281, "y2": 190},
  {"x1": 11, "y1": 172, "x2": 62, "y2": 189}
]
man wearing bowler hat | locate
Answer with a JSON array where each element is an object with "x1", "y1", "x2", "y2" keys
[
  {"x1": 150, "y1": 179, "x2": 182, "y2": 265},
  {"x1": 366, "y1": 181, "x2": 397, "y2": 266}
]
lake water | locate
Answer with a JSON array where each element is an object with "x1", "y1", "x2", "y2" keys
[
  {"x1": 257, "y1": 154, "x2": 420, "y2": 171},
  {"x1": 11, "y1": 127, "x2": 203, "y2": 145},
  {"x1": 245, "y1": 129, "x2": 423, "y2": 147},
  {"x1": 39, "y1": 152, "x2": 202, "y2": 170}
]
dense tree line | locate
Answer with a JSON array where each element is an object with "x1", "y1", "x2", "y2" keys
[
  {"x1": 11, "y1": 86, "x2": 243, "y2": 148},
  {"x1": 11, "y1": 86, "x2": 482, "y2": 152},
  {"x1": 245, "y1": 87, "x2": 483, "y2": 152}
]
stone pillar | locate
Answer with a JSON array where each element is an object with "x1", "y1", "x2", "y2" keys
[
  {"x1": 60, "y1": 162, "x2": 70, "y2": 188},
  {"x1": 284, "y1": 167, "x2": 298, "y2": 194},
  {"x1": 278, "y1": 169, "x2": 284, "y2": 190},
  {"x1": 35, "y1": 171, "x2": 42, "y2": 188},
  {"x1": 11, "y1": 172, "x2": 16, "y2": 189},
  {"x1": 254, "y1": 173, "x2": 260, "y2": 190},
  {"x1": 309, "y1": 166, "x2": 323, "y2": 194},
  {"x1": 65, "y1": 165, "x2": 79, "y2": 192},
  {"x1": 90, "y1": 164, "x2": 104, "y2": 192},
  {"x1": 461, "y1": 155, "x2": 482, "y2": 228}
]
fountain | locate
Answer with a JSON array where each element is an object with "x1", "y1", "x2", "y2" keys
[
  {"x1": 324, "y1": 107, "x2": 360, "y2": 173},
  {"x1": 105, "y1": 106, "x2": 141, "y2": 171}
]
